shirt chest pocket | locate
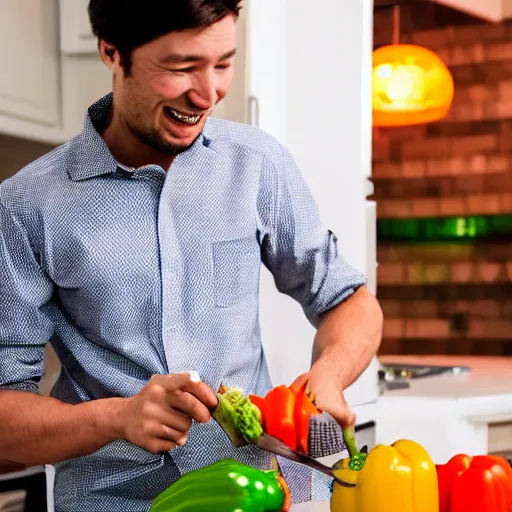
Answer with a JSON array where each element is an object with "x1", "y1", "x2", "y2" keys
[{"x1": 212, "y1": 237, "x2": 261, "y2": 308}]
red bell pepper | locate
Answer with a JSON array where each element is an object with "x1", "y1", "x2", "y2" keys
[
  {"x1": 436, "y1": 453, "x2": 512, "y2": 512},
  {"x1": 248, "y1": 394, "x2": 267, "y2": 428},
  {"x1": 291, "y1": 382, "x2": 320, "y2": 453},
  {"x1": 263, "y1": 385, "x2": 297, "y2": 450},
  {"x1": 249, "y1": 383, "x2": 320, "y2": 453}
]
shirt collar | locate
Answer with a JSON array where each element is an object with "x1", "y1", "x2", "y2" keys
[
  {"x1": 68, "y1": 93, "x2": 211, "y2": 181},
  {"x1": 68, "y1": 94, "x2": 119, "y2": 181}
]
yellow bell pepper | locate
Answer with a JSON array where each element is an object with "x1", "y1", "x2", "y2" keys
[{"x1": 331, "y1": 428, "x2": 439, "y2": 512}]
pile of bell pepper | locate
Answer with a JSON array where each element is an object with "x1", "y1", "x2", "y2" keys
[
  {"x1": 331, "y1": 440, "x2": 512, "y2": 512},
  {"x1": 149, "y1": 380, "x2": 512, "y2": 511},
  {"x1": 251, "y1": 383, "x2": 512, "y2": 512}
]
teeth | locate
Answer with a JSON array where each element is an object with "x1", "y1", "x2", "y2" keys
[{"x1": 167, "y1": 108, "x2": 200, "y2": 125}]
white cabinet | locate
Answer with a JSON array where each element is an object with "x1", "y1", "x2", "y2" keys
[
  {"x1": 0, "y1": 0, "x2": 60, "y2": 127},
  {"x1": 0, "y1": 0, "x2": 110, "y2": 144},
  {"x1": 59, "y1": 0, "x2": 98, "y2": 54}
]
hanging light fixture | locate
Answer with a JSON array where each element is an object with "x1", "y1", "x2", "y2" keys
[{"x1": 372, "y1": 5, "x2": 454, "y2": 127}]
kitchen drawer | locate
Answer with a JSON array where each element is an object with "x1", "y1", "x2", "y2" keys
[{"x1": 488, "y1": 421, "x2": 512, "y2": 455}]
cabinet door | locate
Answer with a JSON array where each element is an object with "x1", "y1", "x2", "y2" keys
[
  {"x1": 245, "y1": 0, "x2": 287, "y2": 144},
  {"x1": 59, "y1": 0, "x2": 97, "y2": 54},
  {"x1": 0, "y1": 0, "x2": 59, "y2": 127}
]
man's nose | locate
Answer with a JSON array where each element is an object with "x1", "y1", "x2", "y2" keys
[{"x1": 188, "y1": 71, "x2": 218, "y2": 111}]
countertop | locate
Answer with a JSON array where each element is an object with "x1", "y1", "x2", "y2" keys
[
  {"x1": 380, "y1": 355, "x2": 512, "y2": 399},
  {"x1": 379, "y1": 355, "x2": 512, "y2": 422},
  {"x1": 376, "y1": 355, "x2": 512, "y2": 464},
  {"x1": 291, "y1": 502, "x2": 328, "y2": 511}
]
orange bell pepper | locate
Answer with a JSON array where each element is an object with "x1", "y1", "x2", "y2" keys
[{"x1": 436, "y1": 453, "x2": 512, "y2": 512}]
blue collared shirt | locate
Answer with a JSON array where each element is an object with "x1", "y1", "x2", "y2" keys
[{"x1": 0, "y1": 94, "x2": 366, "y2": 511}]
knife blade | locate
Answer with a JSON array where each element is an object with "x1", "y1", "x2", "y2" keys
[
  {"x1": 253, "y1": 433, "x2": 355, "y2": 488},
  {"x1": 212, "y1": 401, "x2": 355, "y2": 488}
]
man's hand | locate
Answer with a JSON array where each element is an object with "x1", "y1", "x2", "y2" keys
[
  {"x1": 116, "y1": 373, "x2": 219, "y2": 454},
  {"x1": 0, "y1": 378, "x2": 218, "y2": 468},
  {"x1": 296, "y1": 286, "x2": 382, "y2": 430},
  {"x1": 291, "y1": 363, "x2": 356, "y2": 430}
]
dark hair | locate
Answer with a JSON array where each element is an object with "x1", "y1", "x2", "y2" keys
[{"x1": 88, "y1": 0, "x2": 242, "y2": 73}]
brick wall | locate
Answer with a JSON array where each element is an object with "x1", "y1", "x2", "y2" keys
[{"x1": 372, "y1": 18, "x2": 512, "y2": 355}]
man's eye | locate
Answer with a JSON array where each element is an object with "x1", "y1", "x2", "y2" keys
[
  {"x1": 172, "y1": 67, "x2": 195, "y2": 73},
  {"x1": 216, "y1": 64, "x2": 231, "y2": 70}
]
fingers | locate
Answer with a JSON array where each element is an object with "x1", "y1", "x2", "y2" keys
[
  {"x1": 149, "y1": 422, "x2": 189, "y2": 447},
  {"x1": 300, "y1": 370, "x2": 357, "y2": 430},
  {"x1": 136, "y1": 419, "x2": 189, "y2": 455},
  {"x1": 313, "y1": 391, "x2": 356, "y2": 430},
  {"x1": 153, "y1": 373, "x2": 219, "y2": 410},
  {"x1": 124, "y1": 373, "x2": 221, "y2": 454},
  {"x1": 167, "y1": 390, "x2": 212, "y2": 424},
  {"x1": 148, "y1": 439, "x2": 177, "y2": 454},
  {"x1": 161, "y1": 408, "x2": 192, "y2": 433},
  {"x1": 338, "y1": 409, "x2": 357, "y2": 430},
  {"x1": 147, "y1": 403, "x2": 192, "y2": 433},
  {"x1": 289, "y1": 372, "x2": 310, "y2": 394}
]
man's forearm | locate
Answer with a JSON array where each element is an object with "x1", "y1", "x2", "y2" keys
[
  {"x1": 0, "y1": 390, "x2": 124, "y2": 467},
  {"x1": 312, "y1": 285, "x2": 383, "y2": 389}
]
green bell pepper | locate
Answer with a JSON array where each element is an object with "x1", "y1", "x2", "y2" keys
[{"x1": 149, "y1": 458, "x2": 291, "y2": 512}]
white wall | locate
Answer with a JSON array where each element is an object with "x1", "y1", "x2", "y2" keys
[{"x1": 212, "y1": 5, "x2": 249, "y2": 123}]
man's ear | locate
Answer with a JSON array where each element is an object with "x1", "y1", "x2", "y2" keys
[{"x1": 98, "y1": 40, "x2": 119, "y2": 70}]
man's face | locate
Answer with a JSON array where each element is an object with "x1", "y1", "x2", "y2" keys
[{"x1": 108, "y1": 15, "x2": 237, "y2": 156}]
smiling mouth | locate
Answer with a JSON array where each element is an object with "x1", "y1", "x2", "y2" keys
[{"x1": 164, "y1": 107, "x2": 202, "y2": 126}]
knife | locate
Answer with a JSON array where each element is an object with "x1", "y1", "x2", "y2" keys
[
  {"x1": 211, "y1": 394, "x2": 356, "y2": 488},
  {"x1": 253, "y1": 432, "x2": 356, "y2": 488}
]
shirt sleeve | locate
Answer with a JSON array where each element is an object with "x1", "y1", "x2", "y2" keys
[
  {"x1": 0, "y1": 199, "x2": 55, "y2": 393},
  {"x1": 258, "y1": 145, "x2": 367, "y2": 328}
]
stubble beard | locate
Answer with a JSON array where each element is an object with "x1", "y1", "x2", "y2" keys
[{"x1": 128, "y1": 121, "x2": 202, "y2": 157}]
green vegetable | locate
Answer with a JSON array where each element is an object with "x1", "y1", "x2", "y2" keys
[
  {"x1": 149, "y1": 458, "x2": 290, "y2": 512},
  {"x1": 342, "y1": 425, "x2": 367, "y2": 471},
  {"x1": 214, "y1": 385, "x2": 263, "y2": 445}
]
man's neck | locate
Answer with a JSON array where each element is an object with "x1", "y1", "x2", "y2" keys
[{"x1": 100, "y1": 106, "x2": 175, "y2": 171}]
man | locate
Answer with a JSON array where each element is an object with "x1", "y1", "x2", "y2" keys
[{"x1": 0, "y1": 1, "x2": 382, "y2": 510}]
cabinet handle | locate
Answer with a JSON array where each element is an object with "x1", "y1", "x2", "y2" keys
[{"x1": 248, "y1": 95, "x2": 260, "y2": 128}]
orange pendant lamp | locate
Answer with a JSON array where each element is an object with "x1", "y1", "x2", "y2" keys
[{"x1": 372, "y1": 5, "x2": 454, "y2": 127}]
